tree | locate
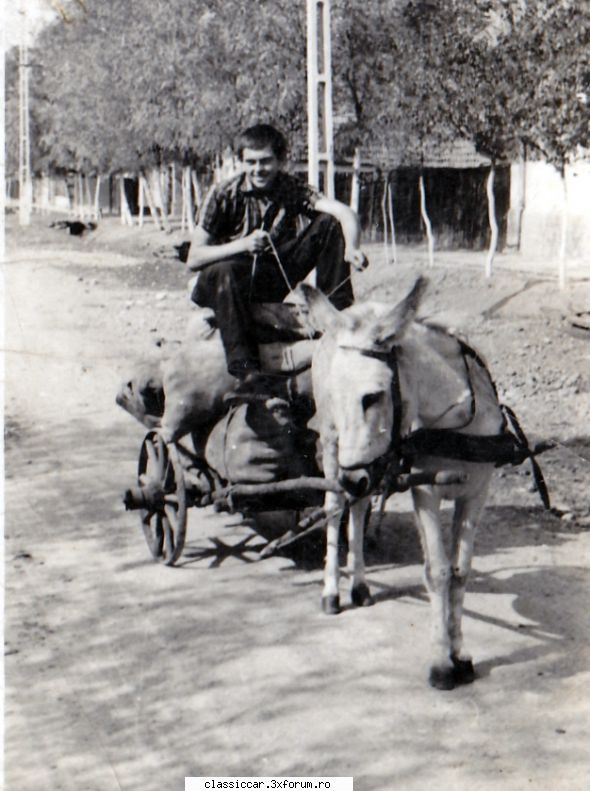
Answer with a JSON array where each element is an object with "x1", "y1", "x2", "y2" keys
[
  {"x1": 357, "y1": 1, "x2": 590, "y2": 275},
  {"x1": 4, "y1": 48, "x2": 21, "y2": 179},
  {"x1": 380, "y1": 1, "x2": 522, "y2": 272},
  {"x1": 22, "y1": 0, "x2": 308, "y2": 174},
  {"x1": 8, "y1": 0, "x2": 589, "y2": 272},
  {"x1": 507, "y1": 1, "x2": 590, "y2": 284}
]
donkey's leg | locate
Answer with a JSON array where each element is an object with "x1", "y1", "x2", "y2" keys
[
  {"x1": 322, "y1": 490, "x2": 345, "y2": 614},
  {"x1": 348, "y1": 497, "x2": 374, "y2": 607},
  {"x1": 321, "y1": 442, "x2": 344, "y2": 614},
  {"x1": 449, "y1": 479, "x2": 491, "y2": 684},
  {"x1": 412, "y1": 486, "x2": 455, "y2": 690}
]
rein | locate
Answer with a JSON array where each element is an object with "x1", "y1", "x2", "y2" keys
[{"x1": 257, "y1": 221, "x2": 360, "y2": 313}]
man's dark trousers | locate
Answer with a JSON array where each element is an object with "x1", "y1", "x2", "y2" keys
[{"x1": 192, "y1": 213, "x2": 354, "y2": 377}]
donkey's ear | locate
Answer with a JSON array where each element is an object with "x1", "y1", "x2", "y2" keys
[
  {"x1": 294, "y1": 283, "x2": 346, "y2": 334},
  {"x1": 374, "y1": 276, "x2": 428, "y2": 347}
]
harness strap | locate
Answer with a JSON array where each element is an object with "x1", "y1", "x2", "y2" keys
[
  {"x1": 501, "y1": 404, "x2": 551, "y2": 510},
  {"x1": 457, "y1": 339, "x2": 499, "y2": 396},
  {"x1": 354, "y1": 337, "x2": 551, "y2": 510},
  {"x1": 347, "y1": 345, "x2": 404, "y2": 454},
  {"x1": 402, "y1": 428, "x2": 526, "y2": 465},
  {"x1": 386, "y1": 347, "x2": 404, "y2": 455}
]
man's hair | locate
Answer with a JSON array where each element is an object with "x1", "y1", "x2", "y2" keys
[{"x1": 236, "y1": 124, "x2": 288, "y2": 160}]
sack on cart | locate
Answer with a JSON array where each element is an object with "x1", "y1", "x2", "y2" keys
[{"x1": 205, "y1": 398, "x2": 318, "y2": 485}]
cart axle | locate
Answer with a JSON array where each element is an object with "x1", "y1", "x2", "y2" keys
[{"x1": 124, "y1": 479, "x2": 165, "y2": 511}]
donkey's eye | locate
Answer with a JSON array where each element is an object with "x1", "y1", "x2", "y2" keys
[{"x1": 362, "y1": 391, "x2": 384, "y2": 412}]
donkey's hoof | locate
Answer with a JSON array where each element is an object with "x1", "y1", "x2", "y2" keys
[
  {"x1": 321, "y1": 595, "x2": 341, "y2": 615},
  {"x1": 351, "y1": 583, "x2": 374, "y2": 608},
  {"x1": 429, "y1": 665, "x2": 456, "y2": 691},
  {"x1": 452, "y1": 657, "x2": 476, "y2": 685}
]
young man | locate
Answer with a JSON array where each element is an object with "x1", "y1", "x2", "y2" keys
[{"x1": 187, "y1": 123, "x2": 367, "y2": 394}]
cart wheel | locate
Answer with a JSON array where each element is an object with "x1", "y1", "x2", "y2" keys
[{"x1": 137, "y1": 431, "x2": 187, "y2": 565}]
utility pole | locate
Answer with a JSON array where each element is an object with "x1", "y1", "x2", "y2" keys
[
  {"x1": 18, "y1": 0, "x2": 33, "y2": 226},
  {"x1": 1, "y1": 4, "x2": 6, "y2": 260},
  {"x1": 306, "y1": 0, "x2": 335, "y2": 199}
]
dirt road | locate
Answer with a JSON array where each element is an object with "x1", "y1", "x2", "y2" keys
[{"x1": 4, "y1": 218, "x2": 590, "y2": 790}]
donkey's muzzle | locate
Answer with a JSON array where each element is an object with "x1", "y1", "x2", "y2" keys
[{"x1": 338, "y1": 467, "x2": 372, "y2": 498}]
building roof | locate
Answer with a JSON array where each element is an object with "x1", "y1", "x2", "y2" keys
[{"x1": 363, "y1": 138, "x2": 492, "y2": 169}]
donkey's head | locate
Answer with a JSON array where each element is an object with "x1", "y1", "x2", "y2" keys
[{"x1": 298, "y1": 277, "x2": 428, "y2": 498}]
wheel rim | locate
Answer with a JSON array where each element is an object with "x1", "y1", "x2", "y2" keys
[{"x1": 137, "y1": 431, "x2": 187, "y2": 565}]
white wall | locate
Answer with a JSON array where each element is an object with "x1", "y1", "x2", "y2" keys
[{"x1": 508, "y1": 159, "x2": 590, "y2": 260}]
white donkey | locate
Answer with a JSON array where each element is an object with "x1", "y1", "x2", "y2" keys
[{"x1": 299, "y1": 276, "x2": 506, "y2": 690}]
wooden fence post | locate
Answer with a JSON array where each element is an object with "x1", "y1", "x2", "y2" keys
[
  {"x1": 419, "y1": 172, "x2": 434, "y2": 267},
  {"x1": 485, "y1": 165, "x2": 498, "y2": 278},
  {"x1": 120, "y1": 176, "x2": 134, "y2": 226},
  {"x1": 349, "y1": 148, "x2": 361, "y2": 212},
  {"x1": 387, "y1": 180, "x2": 397, "y2": 265}
]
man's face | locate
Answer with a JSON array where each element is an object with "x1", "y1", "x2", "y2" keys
[{"x1": 241, "y1": 146, "x2": 282, "y2": 191}]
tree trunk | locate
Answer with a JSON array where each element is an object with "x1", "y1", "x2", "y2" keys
[
  {"x1": 558, "y1": 165, "x2": 568, "y2": 290},
  {"x1": 180, "y1": 170, "x2": 187, "y2": 231},
  {"x1": 485, "y1": 164, "x2": 498, "y2": 278},
  {"x1": 387, "y1": 180, "x2": 397, "y2": 265},
  {"x1": 74, "y1": 174, "x2": 81, "y2": 217},
  {"x1": 150, "y1": 168, "x2": 171, "y2": 232},
  {"x1": 159, "y1": 166, "x2": 170, "y2": 218},
  {"x1": 419, "y1": 172, "x2": 434, "y2": 267},
  {"x1": 138, "y1": 175, "x2": 145, "y2": 227},
  {"x1": 85, "y1": 175, "x2": 93, "y2": 217},
  {"x1": 381, "y1": 177, "x2": 390, "y2": 265},
  {"x1": 515, "y1": 142, "x2": 527, "y2": 252},
  {"x1": 119, "y1": 176, "x2": 134, "y2": 226},
  {"x1": 39, "y1": 173, "x2": 49, "y2": 215},
  {"x1": 65, "y1": 174, "x2": 75, "y2": 214},
  {"x1": 139, "y1": 172, "x2": 162, "y2": 230},
  {"x1": 170, "y1": 163, "x2": 177, "y2": 218},
  {"x1": 93, "y1": 175, "x2": 101, "y2": 220},
  {"x1": 191, "y1": 170, "x2": 203, "y2": 211},
  {"x1": 349, "y1": 148, "x2": 361, "y2": 213},
  {"x1": 75, "y1": 173, "x2": 81, "y2": 217},
  {"x1": 367, "y1": 176, "x2": 378, "y2": 242},
  {"x1": 214, "y1": 153, "x2": 222, "y2": 184},
  {"x1": 183, "y1": 166, "x2": 195, "y2": 232}
]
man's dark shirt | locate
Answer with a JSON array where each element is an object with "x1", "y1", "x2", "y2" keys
[{"x1": 198, "y1": 171, "x2": 322, "y2": 246}]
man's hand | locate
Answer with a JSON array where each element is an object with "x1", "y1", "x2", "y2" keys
[
  {"x1": 244, "y1": 229, "x2": 271, "y2": 254},
  {"x1": 346, "y1": 248, "x2": 369, "y2": 272}
]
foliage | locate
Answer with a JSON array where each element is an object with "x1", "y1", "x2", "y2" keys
[
  {"x1": 12, "y1": 0, "x2": 307, "y2": 173},
  {"x1": 507, "y1": 0, "x2": 590, "y2": 170},
  {"x1": 391, "y1": 0, "x2": 590, "y2": 167},
  {"x1": 4, "y1": 49, "x2": 21, "y2": 177},
  {"x1": 5, "y1": 0, "x2": 589, "y2": 176},
  {"x1": 329, "y1": 0, "x2": 401, "y2": 156}
]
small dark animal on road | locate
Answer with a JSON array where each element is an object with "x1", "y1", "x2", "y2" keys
[
  {"x1": 174, "y1": 241, "x2": 191, "y2": 263},
  {"x1": 50, "y1": 220, "x2": 97, "y2": 236}
]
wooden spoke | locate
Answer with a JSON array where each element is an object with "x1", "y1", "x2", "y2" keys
[
  {"x1": 137, "y1": 431, "x2": 186, "y2": 565},
  {"x1": 156, "y1": 434, "x2": 167, "y2": 477},
  {"x1": 163, "y1": 457, "x2": 174, "y2": 491},
  {"x1": 140, "y1": 511, "x2": 164, "y2": 559},
  {"x1": 154, "y1": 513, "x2": 164, "y2": 555},
  {"x1": 162, "y1": 513, "x2": 174, "y2": 560},
  {"x1": 145, "y1": 436, "x2": 159, "y2": 471}
]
